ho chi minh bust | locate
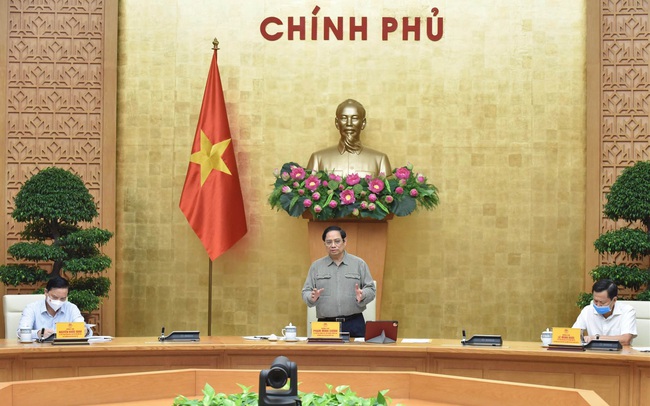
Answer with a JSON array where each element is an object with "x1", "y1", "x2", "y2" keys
[{"x1": 306, "y1": 99, "x2": 391, "y2": 178}]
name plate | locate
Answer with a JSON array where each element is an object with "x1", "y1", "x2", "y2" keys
[
  {"x1": 310, "y1": 321, "x2": 340, "y2": 339},
  {"x1": 551, "y1": 327, "x2": 582, "y2": 346},
  {"x1": 56, "y1": 322, "x2": 86, "y2": 339}
]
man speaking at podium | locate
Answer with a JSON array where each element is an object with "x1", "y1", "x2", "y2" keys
[{"x1": 301, "y1": 225, "x2": 376, "y2": 337}]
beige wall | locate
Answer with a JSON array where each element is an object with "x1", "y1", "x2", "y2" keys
[{"x1": 116, "y1": 1, "x2": 586, "y2": 340}]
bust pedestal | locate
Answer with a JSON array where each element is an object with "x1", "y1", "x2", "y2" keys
[{"x1": 303, "y1": 213, "x2": 391, "y2": 318}]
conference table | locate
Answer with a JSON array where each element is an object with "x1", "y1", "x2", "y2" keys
[{"x1": 0, "y1": 336, "x2": 648, "y2": 406}]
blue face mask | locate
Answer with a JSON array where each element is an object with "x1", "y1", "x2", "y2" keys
[{"x1": 593, "y1": 303, "x2": 611, "y2": 315}]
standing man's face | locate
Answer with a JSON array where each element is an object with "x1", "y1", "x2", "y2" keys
[
  {"x1": 335, "y1": 104, "x2": 366, "y2": 143},
  {"x1": 324, "y1": 230, "x2": 346, "y2": 258}
]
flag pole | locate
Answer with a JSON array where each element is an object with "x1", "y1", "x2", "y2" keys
[
  {"x1": 206, "y1": 38, "x2": 219, "y2": 337},
  {"x1": 208, "y1": 258, "x2": 213, "y2": 335}
]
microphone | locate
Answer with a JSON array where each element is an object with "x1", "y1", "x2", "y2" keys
[
  {"x1": 461, "y1": 329, "x2": 467, "y2": 345},
  {"x1": 159, "y1": 326, "x2": 166, "y2": 341}
]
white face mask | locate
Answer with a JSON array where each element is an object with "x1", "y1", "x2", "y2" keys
[{"x1": 47, "y1": 296, "x2": 64, "y2": 312}]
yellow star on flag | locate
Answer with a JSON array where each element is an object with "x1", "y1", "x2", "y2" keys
[{"x1": 190, "y1": 130, "x2": 233, "y2": 186}]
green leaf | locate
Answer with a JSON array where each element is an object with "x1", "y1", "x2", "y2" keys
[
  {"x1": 393, "y1": 196, "x2": 417, "y2": 216},
  {"x1": 68, "y1": 289, "x2": 102, "y2": 313},
  {"x1": 64, "y1": 255, "x2": 112, "y2": 274},
  {"x1": 0, "y1": 264, "x2": 48, "y2": 287},
  {"x1": 12, "y1": 167, "x2": 98, "y2": 224},
  {"x1": 70, "y1": 276, "x2": 111, "y2": 297},
  {"x1": 593, "y1": 228, "x2": 650, "y2": 259},
  {"x1": 279, "y1": 194, "x2": 306, "y2": 217},
  {"x1": 8, "y1": 242, "x2": 66, "y2": 262},
  {"x1": 590, "y1": 264, "x2": 650, "y2": 291}
]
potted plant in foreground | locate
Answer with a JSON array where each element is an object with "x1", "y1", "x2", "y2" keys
[
  {"x1": 173, "y1": 383, "x2": 392, "y2": 406},
  {"x1": 0, "y1": 167, "x2": 113, "y2": 314}
]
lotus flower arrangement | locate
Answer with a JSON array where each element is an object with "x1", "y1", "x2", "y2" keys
[{"x1": 269, "y1": 162, "x2": 439, "y2": 220}]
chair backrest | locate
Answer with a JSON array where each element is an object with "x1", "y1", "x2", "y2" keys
[
  {"x1": 618, "y1": 300, "x2": 650, "y2": 347},
  {"x1": 3, "y1": 294, "x2": 44, "y2": 339},
  {"x1": 306, "y1": 281, "x2": 376, "y2": 336}
]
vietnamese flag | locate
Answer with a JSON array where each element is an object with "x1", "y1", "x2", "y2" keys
[{"x1": 179, "y1": 47, "x2": 247, "y2": 260}]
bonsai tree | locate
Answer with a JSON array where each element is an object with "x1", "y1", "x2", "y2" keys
[
  {"x1": 578, "y1": 161, "x2": 650, "y2": 307},
  {"x1": 0, "y1": 167, "x2": 113, "y2": 312}
]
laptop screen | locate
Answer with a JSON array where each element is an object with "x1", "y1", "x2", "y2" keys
[{"x1": 365, "y1": 320, "x2": 399, "y2": 343}]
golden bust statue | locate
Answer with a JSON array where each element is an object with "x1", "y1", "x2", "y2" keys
[{"x1": 307, "y1": 99, "x2": 392, "y2": 177}]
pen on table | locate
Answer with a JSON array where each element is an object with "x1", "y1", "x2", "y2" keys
[{"x1": 39, "y1": 328, "x2": 45, "y2": 342}]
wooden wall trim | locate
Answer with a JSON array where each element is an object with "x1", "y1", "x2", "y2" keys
[
  {"x1": 585, "y1": 0, "x2": 601, "y2": 290},
  {"x1": 0, "y1": 0, "x2": 117, "y2": 336},
  {"x1": 585, "y1": 2, "x2": 650, "y2": 292}
]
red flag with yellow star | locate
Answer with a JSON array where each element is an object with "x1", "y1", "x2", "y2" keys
[{"x1": 179, "y1": 49, "x2": 247, "y2": 260}]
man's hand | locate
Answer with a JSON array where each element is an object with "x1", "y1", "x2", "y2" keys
[
  {"x1": 311, "y1": 288, "x2": 324, "y2": 302},
  {"x1": 39, "y1": 328, "x2": 55, "y2": 340},
  {"x1": 355, "y1": 284, "x2": 363, "y2": 302}
]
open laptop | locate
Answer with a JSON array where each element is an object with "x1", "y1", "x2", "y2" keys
[{"x1": 365, "y1": 320, "x2": 399, "y2": 343}]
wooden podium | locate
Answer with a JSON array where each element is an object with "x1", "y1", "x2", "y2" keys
[{"x1": 304, "y1": 214, "x2": 391, "y2": 318}]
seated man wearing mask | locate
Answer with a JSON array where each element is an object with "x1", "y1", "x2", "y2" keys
[
  {"x1": 572, "y1": 279, "x2": 637, "y2": 345},
  {"x1": 17, "y1": 276, "x2": 93, "y2": 340}
]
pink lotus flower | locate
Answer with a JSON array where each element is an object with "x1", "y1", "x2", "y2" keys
[
  {"x1": 323, "y1": 180, "x2": 328, "y2": 187},
  {"x1": 281, "y1": 172, "x2": 290, "y2": 181},
  {"x1": 281, "y1": 186, "x2": 291, "y2": 194},
  {"x1": 368, "y1": 203, "x2": 376, "y2": 211},
  {"x1": 273, "y1": 168, "x2": 280, "y2": 177},
  {"x1": 305, "y1": 175, "x2": 321, "y2": 191},
  {"x1": 368, "y1": 193, "x2": 377, "y2": 203},
  {"x1": 293, "y1": 181, "x2": 300, "y2": 188},
  {"x1": 360, "y1": 201, "x2": 368, "y2": 210},
  {"x1": 395, "y1": 187, "x2": 404, "y2": 195},
  {"x1": 329, "y1": 200, "x2": 338, "y2": 208},
  {"x1": 395, "y1": 167, "x2": 411, "y2": 180},
  {"x1": 410, "y1": 189, "x2": 418, "y2": 197},
  {"x1": 303, "y1": 199, "x2": 312, "y2": 207},
  {"x1": 290, "y1": 167, "x2": 306, "y2": 180},
  {"x1": 298, "y1": 189, "x2": 305, "y2": 196},
  {"x1": 329, "y1": 173, "x2": 342, "y2": 182},
  {"x1": 385, "y1": 195, "x2": 394, "y2": 203},
  {"x1": 312, "y1": 191, "x2": 321, "y2": 200},
  {"x1": 340, "y1": 190, "x2": 356, "y2": 205},
  {"x1": 339, "y1": 184, "x2": 344, "y2": 190},
  {"x1": 399, "y1": 179, "x2": 407, "y2": 186},
  {"x1": 345, "y1": 173, "x2": 360, "y2": 186},
  {"x1": 368, "y1": 178, "x2": 384, "y2": 193},
  {"x1": 352, "y1": 208, "x2": 360, "y2": 216},
  {"x1": 314, "y1": 205, "x2": 322, "y2": 213},
  {"x1": 416, "y1": 174, "x2": 425, "y2": 183}
]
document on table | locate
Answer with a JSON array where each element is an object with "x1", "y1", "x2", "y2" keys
[
  {"x1": 88, "y1": 336, "x2": 113, "y2": 342},
  {"x1": 401, "y1": 338, "x2": 432, "y2": 343}
]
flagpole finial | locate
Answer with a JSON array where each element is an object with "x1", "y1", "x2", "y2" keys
[{"x1": 212, "y1": 38, "x2": 220, "y2": 51}]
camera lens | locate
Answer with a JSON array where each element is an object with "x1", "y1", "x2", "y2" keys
[{"x1": 266, "y1": 366, "x2": 288, "y2": 388}]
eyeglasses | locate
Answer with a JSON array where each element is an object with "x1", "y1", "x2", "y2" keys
[{"x1": 324, "y1": 239, "x2": 343, "y2": 246}]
